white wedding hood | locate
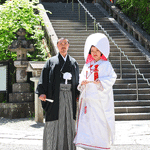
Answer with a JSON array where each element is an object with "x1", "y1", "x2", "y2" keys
[{"x1": 84, "y1": 33, "x2": 110, "y2": 61}]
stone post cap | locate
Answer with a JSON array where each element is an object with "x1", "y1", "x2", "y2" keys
[{"x1": 26, "y1": 61, "x2": 46, "y2": 77}]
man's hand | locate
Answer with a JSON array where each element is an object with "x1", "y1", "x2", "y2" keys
[
  {"x1": 39, "y1": 94, "x2": 46, "y2": 101},
  {"x1": 76, "y1": 97, "x2": 79, "y2": 102}
]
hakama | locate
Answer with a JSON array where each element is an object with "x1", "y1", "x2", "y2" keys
[{"x1": 43, "y1": 84, "x2": 75, "y2": 150}]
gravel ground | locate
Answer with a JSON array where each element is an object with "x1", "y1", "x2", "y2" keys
[
  {"x1": 0, "y1": 117, "x2": 44, "y2": 150},
  {"x1": 0, "y1": 117, "x2": 150, "y2": 150}
]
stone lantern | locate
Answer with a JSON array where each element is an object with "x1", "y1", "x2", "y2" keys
[{"x1": 7, "y1": 28, "x2": 34, "y2": 118}]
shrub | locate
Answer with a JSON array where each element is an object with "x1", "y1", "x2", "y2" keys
[
  {"x1": 116, "y1": 0, "x2": 150, "y2": 35},
  {"x1": 0, "y1": 0, "x2": 51, "y2": 61}
]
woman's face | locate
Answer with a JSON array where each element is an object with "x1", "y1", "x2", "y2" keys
[{"x1": 90, "y1": 46, "x2": 101, "y2": 62}]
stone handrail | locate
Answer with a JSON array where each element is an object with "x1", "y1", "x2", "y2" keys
[
  {"x1": 97, "y1": 0, "x2": 150, "y2": 52},
  {"x1": 38, "y1": 4, "x2": 59, "y2": 55}
]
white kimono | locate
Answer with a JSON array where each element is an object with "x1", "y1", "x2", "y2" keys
[{"x1": 74, "y1": 60, "x2": 117, "y2": 150}]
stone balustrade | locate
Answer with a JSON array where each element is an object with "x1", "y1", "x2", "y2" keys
[{"x1": 97, "y1": 0, "x2": 150, "y2": 52}]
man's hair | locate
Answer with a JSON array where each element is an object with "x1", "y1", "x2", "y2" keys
[{"x1": 57, "y1": 38, "x2": 69, "y2": 44}]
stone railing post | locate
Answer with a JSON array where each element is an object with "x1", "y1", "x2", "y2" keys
[
  {"x1": 30, "y1": 77, "x2": 43, "y2": 123},
  {"x1": 26, "y1": 61, "x2": 45, "y2": 123}
]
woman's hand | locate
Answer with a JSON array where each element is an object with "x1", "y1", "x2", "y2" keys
[
  {"x1": 81, "y1": 80, "x2": 89, "y2": 85},
  {"x1": 39, "y1": 94, "x2": 46, "y2": 101},
  {"x1": 93, "y1": 79, "x2": 100, "y2": 85}
]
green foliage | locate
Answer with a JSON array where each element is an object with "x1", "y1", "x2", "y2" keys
[
  {"x1": 0, "y1": 0, "x2": 52, "y2": 61},
  {"x1": 2, "y1": 100, "x2": 7, "y2": 103},
  {"x1": 116, "y1": 0, "x2": 150, "y2": 35}
]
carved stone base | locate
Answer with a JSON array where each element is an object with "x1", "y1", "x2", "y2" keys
[
  {"x1": 0, "y1": 102, "x2": 34, "y2": 119},
  {"x1": 9, "y1": 93, "x2": 33, "y2": 103},
  {"x1": 12, "y1": 83, "x2": 30, "y2": 93}
]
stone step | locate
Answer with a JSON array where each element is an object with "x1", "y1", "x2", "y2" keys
[
  {"x1": 114, "y1": 83, "x2": 150, "y2": 89},
  {"x1": 75, "y1": 63, "x2": 148, "y2": 72},
  {"x1": 110, "y1": 48, "x2": 141, "y2": 52},
  {"x1": 68, "y1": 43, "x2": 136, "y2": 48},
  {"x1": 68, "y1": 55, "x2": 146, "y2": 61},
  {"x1": 113, "y1": 88, "x2": 150, "y2": 94},
  {"x1": 49, "y1": 16, "x2": 106, "y2": 20},
  {"x1": 114, "y1": 94, "x2": 150, "y2": 100},
  {"x1": 115, "y1": 113, "x2": 150, "y2": 121},
  {"x1": 69, "y1": 51, "x2": 143, "y2": 57},
  {"x1": 54, "y1": 29, "x2": 121, "y2": 34},
  {"x1": 68, "y1": 38, "x2": 135, "y2": 43},
  {"x1": 69, "y1": 38, "x2": 134, "y2": 43},
  {"x1": 76, "y1": 59, "x2": 150, "y2": 65},
  {"x1": 109, "y1": 56, "x2": 146, "y2": 60},
  {"x1": 112, "y1": 64, "x2": 150, "y2": 68},
  {"x1": 51, "y1": 21, "x2": 117, "y2": 27},
  {"x1": 114, "y1": 100, "x2": 150, "y2": 107},
  {"x1": 68, "y1": 47, "x2": 139, "y2": 53},
  {"x1": 115, "y1": 106, "x2": 150, "y2": 113},
  {"x1": 50, "y1": 19, "x2": 113, "y2": 23},
  {"x1": 68, "y1": 42, "x2": 135, "y2": 48},
  {"x1": 110, "y1": 52, "x2": 143, "y2": 56},
  {"x1": 110, "y1": 60, "x2": 149, "y2": 65},
  {"x1": 114, "y1": 68, "x2": 150, "y2": 73},
  {"x1": 115, "y1": 78, "x2": 150, "y2": 84},
  {"x1": 56, "y1": 32, "x2": 123, "y2": 37},
  {"x1": 78, "y1": 64, "x2": 150, "y2": 73},
  {"x1": 78, "y1": 63, "x2": 150, "y2": 69},
  {"x1": 58, "y1": 36, "x2": 137, "y2": 43},
  {"x1": 113, "y1": 73, "x2": 150, "y2": 79},
  {"x1": 52, "y1": 26, "x2": 117, "y2": 30}
]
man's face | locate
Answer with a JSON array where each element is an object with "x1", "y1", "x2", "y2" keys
[{"x1": 57, "y1": 39, "x2": 69, "y2": 57}]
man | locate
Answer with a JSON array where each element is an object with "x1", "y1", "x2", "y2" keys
[{"x1": 36, "y1": 38, "x2": 79, "y2": 150}]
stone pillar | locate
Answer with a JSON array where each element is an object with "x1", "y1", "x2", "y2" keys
[
  {"x1": 26, "y1": 61, "x2": 46, "y2": 123},
  {"x1": 7, "y1": 28, "x2": 34, "y2": 119},
  {"x1": 30, "y1": 77, "x2": 43, "y2": 123}
]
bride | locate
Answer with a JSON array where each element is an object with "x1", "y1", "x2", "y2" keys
[{"x1": 74, "y1": 33, "x2": 117, "y2": 150}]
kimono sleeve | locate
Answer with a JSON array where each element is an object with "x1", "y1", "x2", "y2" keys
[
  {"x1": 99, "y1": 61, "x2": 117, "y2": 91},
  {"x1": 77, "y1": 64, "x2": 87, "y2": 92},
  {"x1": 35, "y1": 61, "x2": 50, "y2": 97}
]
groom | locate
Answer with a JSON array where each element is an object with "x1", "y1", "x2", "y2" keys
[{"x1": 36, "y1": 38, "x2": 79, "y2": 150}]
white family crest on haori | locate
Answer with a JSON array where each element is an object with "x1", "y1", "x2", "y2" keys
[{"x1": 63, "y1": 72, "x2": 72, "y2": 84}]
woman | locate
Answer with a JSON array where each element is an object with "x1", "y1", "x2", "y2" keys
[{"x1": 74, "y1": 33, "x2": 117, "y2": 150}]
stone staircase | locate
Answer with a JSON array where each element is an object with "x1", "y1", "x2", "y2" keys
[{"x1": 42, "y1": 2, "x2": 150, "y2": 120}]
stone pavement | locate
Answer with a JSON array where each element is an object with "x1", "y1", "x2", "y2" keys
[{"x1": 0, "y1": 117, "x2": 150, "y2": 150}]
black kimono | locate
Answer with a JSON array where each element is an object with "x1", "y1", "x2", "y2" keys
[{"x1": 36, "y1": 53, "x2": 79, "y2": 122}]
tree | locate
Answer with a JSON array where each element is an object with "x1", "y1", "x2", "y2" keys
[
  {"x1": 116, "y1": 0, "x2": 150, "y2": 35},
  {"x1": 0, "y1": 0, "x2": 51, "y2": 61}
]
